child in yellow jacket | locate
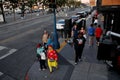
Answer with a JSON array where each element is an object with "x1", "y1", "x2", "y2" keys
[{"x1": 47, "y1": 45, "x2": 58, "y2": 73}]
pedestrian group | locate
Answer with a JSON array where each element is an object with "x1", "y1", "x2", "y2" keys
[
  {"x1": 36, "y1": 10, "x2": 103, "y2": 73},
  {"x1": 71, "y1": 11, "x2": 103, "y2": 65},
  {"x1": 36, "y1": 30, "x2": 58, "y2": 73}
]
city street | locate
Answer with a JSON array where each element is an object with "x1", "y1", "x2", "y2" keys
[
  {"x1": 0, "y1": 7, "x2": 120, "y2": 80},
  {"x1": 0, "y1": 8, "x2": 81, "y2": 80}
]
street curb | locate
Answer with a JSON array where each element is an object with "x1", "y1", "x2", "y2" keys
[
  {"x1": 24, "y1": 39, "x2": 67, "y2": 80},
  {"x1": 0, "y1": 14, "x2": 51, "y2": 28},
  {"x1": 56, "y1": 40, "x2": 67, "y2": 53}
]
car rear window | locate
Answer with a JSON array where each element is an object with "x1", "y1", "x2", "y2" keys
[{"x1": 57, "y1": 20, "x2": 64, "y2": 24}]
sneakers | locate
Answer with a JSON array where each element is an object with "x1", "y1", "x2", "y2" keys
[
  {"x1": 79, "y1": 59, "x2": 82, "y2": 62},
  {"x1": 39, "y1": 68, "x2": 46, "y2": 71},
  {"x1": 39, "y1": 68, "x2": 42, "y2": 71},
  {"x1": 75, "y1": 63, "x2": 78, "y2": 65},
  {"x1": 42, "y1": 68, "x2": 46, "y2": 71}
]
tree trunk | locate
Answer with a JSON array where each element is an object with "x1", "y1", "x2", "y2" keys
[{"x1": 13, "y1": 9, "x2": 16, "y2": 21}]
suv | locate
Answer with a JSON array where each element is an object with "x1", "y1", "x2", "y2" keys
[{"x1": 56, "y1": 19, "x2": 65, "y2": 30}]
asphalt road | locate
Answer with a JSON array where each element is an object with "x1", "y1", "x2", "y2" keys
[
  {"x1": 0, "y1": 11, "x2": 60, "y2": 80},
  {"x1": 0, "y1": 7, "x2": 91, "y2": 80}
]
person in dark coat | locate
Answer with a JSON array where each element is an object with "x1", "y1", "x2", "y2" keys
[
  {"x1": 73, "y1": 32, "x2": 86, "y2": 64},
  {"x1": 71, "y1": 24, "x2": 79, "y2": 39}
]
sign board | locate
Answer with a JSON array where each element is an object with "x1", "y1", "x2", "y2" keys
[
  {"x1": 90, "y1": 0, "x2": 96, "y2": 6},
  {"x1": 102, "y1": 0, "x2": 120, "y2": 6},
  {"x1": 0, "y1": 14, "x2": 4, "y2": 22}
]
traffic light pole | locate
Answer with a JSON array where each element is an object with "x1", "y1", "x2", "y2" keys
[{"x1": 53, "y1": 7, "x2": 60, "y2": 49}]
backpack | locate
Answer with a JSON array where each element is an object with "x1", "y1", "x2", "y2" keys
[{"x1": 36, "y1": 47, "x2": 45, "y2": 59}]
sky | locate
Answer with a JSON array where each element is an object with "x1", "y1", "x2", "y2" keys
[{"x1": 81, "y1": 0, "x2": 90, "y2": 3}]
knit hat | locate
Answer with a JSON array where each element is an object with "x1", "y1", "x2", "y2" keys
[{"x1": 48, "y1": 45, "x2": 53, "y2": 48}]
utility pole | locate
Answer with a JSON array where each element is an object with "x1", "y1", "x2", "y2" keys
[{"x1": 49, "y1": 0, "x2": 60, "y2": 49}]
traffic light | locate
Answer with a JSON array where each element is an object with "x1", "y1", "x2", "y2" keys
[
  {"x1": 48, "y1": 0, "x2": 55, "y2": 3},
  {"x1": 48, "y1": 0, "x2": 56, "y2": 8},
  {"x1": 49, "y1": 3, "x2": 56, "y2": 8}
]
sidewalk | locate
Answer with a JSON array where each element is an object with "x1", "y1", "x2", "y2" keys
[
  {"x1": 26, "y1": 12, "x2": 120, "y2": 80},
  {"x1": 27, "y1": 37, "x2": 120, "y2": 80},
  {"x1": 0, "y1": 13, "x2": 51, "y2": 28}
]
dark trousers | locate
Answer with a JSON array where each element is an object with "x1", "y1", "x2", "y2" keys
[
  {"x1": 74, "y1": 46, "x2": 84, "y2": 63},
  {"x1": 64, "y1": 30, "x2": 71, "y2": 38},
  {"x1": 39, "y1": 60, "x2": 47, "y2": 69},
  {"x1": 96, "y1": 37, "x2": 100, "y2": 42}
]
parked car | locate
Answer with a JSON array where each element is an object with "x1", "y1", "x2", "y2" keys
[
  {"x1": 71, "y1": 15, "x2": 80, "y2": 23},
  {"x1": 56, "y1": 19, "x2": 65, "y2": 30},
  {"x1": 75, "y1": 18, "x2": 86, "y2": 30},
  {"x1": 76, "y1": 11, "x2": 87, "y2": 18}
]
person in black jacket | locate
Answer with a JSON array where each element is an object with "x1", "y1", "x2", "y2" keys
[{"x1": 73, "y1": 32, "x2": 86, "y2": 65}]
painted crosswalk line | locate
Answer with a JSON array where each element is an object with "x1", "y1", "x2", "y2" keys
[
  {"x1": 0, "y1": 72, "x2": 3, "y2": 76},
  {"x1": 0, "y1": 46, "x2": 17, "y2": 60},
  {"x1": 0, "y1": 46, "x2": 7, "y2": 50}
]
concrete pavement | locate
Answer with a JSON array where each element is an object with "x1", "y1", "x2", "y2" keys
[
  {"x1": 0, "y1": 9, "x2": 120, "y2": 80},
  {"x1": 26, "y1": 12, "x2": 120, "y2": 80},
  {"x1": 26, "y1": 36, "x2": 120, "y2": 80}
]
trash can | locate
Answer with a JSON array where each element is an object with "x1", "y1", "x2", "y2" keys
[
  {"x1": 64, "y1": 18, "x2": 72, "y2": 38},
  {"x1": 115, "y1": 47, "x2": 120, "y2": 72},
  {"x1": 97, "y1": 39, "x2": 117, "y2": 60}
]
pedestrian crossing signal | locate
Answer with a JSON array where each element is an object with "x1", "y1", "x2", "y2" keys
[
  {"x1": 49, "y1": 3, "x2": 56, "y2": 8},
  {"x1": 48, "y1": 0, "x2": 55, "y2": 3}
]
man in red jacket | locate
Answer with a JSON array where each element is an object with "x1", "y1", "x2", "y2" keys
[{"x1": 95, "y1": 25, "x2": 103, "y2": 46}]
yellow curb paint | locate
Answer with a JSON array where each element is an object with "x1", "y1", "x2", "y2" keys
[{"x1": 56, "y1": 41, "x2": 67, "y2": 53}]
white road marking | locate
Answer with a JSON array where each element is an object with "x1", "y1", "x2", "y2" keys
[
  {"x1": 0, "y1": 49, "x2": 17, "y2": 60},
  {"x1": 0, "y1": 46, "x2": 7, "y2": 50},
  {"x1": 0, "y1": 72, "x2": 3, "y2": 76}
]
